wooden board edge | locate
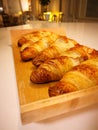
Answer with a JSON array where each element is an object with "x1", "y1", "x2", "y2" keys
[{"x1": 20, "y1": 86, "x2": 98, "y2": 124}]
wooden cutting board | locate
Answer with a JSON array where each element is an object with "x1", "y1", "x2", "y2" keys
[
  {"x1": 11, "y1": 28, "x2": 66, "y2": 105},
  {"x1": 11, "y1": 28, "x2": 98, "y2": 124}
]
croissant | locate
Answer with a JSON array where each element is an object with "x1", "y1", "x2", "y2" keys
[
  {"x1": 48, "y1": 58, "x2": 98, "y2": 97},
  {"x1": 30, "y1": 44, "x2": 98, "y2": 83},
  {"x1": 32, "y1": 37, "x2": 77, "y2": 66},
  {"x1": 60, "y1": 44, "x2": 98, "y2": 59},
  {"x1": 20, "y1": 33, "x2": 60, "y2": 61},
  {"x1": 18, "y1": 30, "x2": 55, "y2": 47}
]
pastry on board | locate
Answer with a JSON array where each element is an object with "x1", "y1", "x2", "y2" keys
[
  {"x1": 32, "y1": 37, "x2": 78, "y2": 66},
  {"x1": 19, "y1": 31, "x2": 62, "y2": 61},
  {"x1": 17, "y1": 30, "x2": 98, "y2": 97},
  {"x1": 18, "y1": 30, "x2": 57, "y2": 47},
  {"x1": 30, "y1": 44, "x2": 98, "y2": 83},
  {"x1": 48, "y1": 58, "x2": 98, "y2": 97}
]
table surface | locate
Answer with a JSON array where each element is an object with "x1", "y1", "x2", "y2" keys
[{"x1": 0, "y1": 21, "x2": 98, "y2": 130}]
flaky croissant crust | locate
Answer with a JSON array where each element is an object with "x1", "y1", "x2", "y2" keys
[
  {"x1": 32, "y1": 37, "x2": 77, "y2": 66},
  {"x1": 30, "y1": 44, "x2": 98, "y2": 84},
  {"x1": 18, "y1": 30, "x2": 54, "y2": 47},
  {"x1": 19, "y1": 32, "x2": 61, "y2": 61},
  {"x1": 49, "y1": 58, "x2": 98, "y2": 97}
]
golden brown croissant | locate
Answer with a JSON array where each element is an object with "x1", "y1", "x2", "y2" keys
[
  {"x1": 30, "y1": 44, "x2": 98, "y2": 83},
  {"x1": 20, "y1": 33, "x2": 60, "y2": 61},
  {"x1": 30, "y1": 56, "x2": 84, "y2": 84},
  {"x1": 32, "y1": 37, "x2": 77, "y2": 66},
  {"x1": 48, "y1": 58, "x2": 98, "y2": 97},
  {"x1": 18, "y1": 30, "x2": 55, "y2": 47},
  {"x1": 60, "y1": 44, "x2": 98, "y2": 59}
]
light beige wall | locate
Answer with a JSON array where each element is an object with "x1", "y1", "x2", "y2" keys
[
  {"x1": 31, "y1": 0, "x2": 41, "y2": 16},
  {"x1": 7, "y1": 0, "x2": 21, "y2": 14},
  {"x1": 48, "y1": 0, "x2": 60, "y2": 12},
  {"x1": 61, "y1": 0, "x2": 69, "y2": 21},
  {"x1": 2, "y1": 0, "x2": 9, "y2": 14}
]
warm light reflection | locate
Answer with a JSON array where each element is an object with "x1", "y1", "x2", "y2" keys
[
  {"x1": 21, "y1": 0, "x2": 29, "y2": 11},
  {"x1": 43, "y1": 12, "x2": 63, "y2": 22},
  {"x1": 0, "y1": 7, "x2": 3, "y2": 12},
  {"x1": 18, "y1": 11, "x2": 22, "y2": 15}
]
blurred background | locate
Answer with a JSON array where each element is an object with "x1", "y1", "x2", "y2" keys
[{"x1": 0, "y1": 0, "x2": 98, "y2": 27}]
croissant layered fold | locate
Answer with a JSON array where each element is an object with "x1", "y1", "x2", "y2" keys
[
  {"x1": 18, "y1": 30, "x2": 55, "y2": 47},
  {"x1": 48, "y1": 58, "x2": 98, "y2": 97},
  {"x1": 30, "y1": 56, "x2": 83, "y2": 83},
  {"x1": 30, "y1": 44, "x2": 98, "y2": 83},
  {"x1": 32, "y1": 37, "x2": 77, "y2": 66},
  {"x1": 20, "y1": 32, "x2": 61, "y2": 61}
]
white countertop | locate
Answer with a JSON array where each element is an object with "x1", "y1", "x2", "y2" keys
[{"x1": 0, "y1": 21, "x2": 98, "y2": 130}]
